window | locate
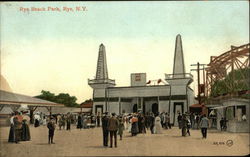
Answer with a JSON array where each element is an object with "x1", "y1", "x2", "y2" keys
[
  {"x1": 236, "y1": 105, "x2": 246, "y2": 121},
  {"x1": 237, "y1": 106, "x2": 246, "y2": 115},
  {"x1": 226, "y1": 107, "x2": 234, "y2": 120}
]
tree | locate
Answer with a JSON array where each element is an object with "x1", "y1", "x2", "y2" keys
[
  {"x1": 35, "y1": 90, "x2": 56, "y2": 102},
  {"x1": 210, "y1": 68, "x2": 250, "y2": 97},
  {"x1": 83, "y1": 99, "x2": 92, "y2": 103},
  {"x1": 35, "y1": 90, "x2": 79, "y2": 107},
  {"x1": 55, "y1": 93, "x2": 78, "y2": 107}
]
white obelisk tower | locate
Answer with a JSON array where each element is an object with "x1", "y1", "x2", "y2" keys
[
  {"x1": 173, "y1": 34, "x2": 186, "y2": 78},
  {"x1": 165, "y1": 34, "x2": 193, "y2": 126},
  {"x1": 88, "y1": 44, "x2": 115, "y2": 114}
]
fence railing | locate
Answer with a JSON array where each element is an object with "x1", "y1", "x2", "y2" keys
[
  {"x1": 165, "y1": 73, "x2": 193, "y2": 79},
  {"x1": 88, "y1": 79, "x2": 116, "y2": 84}
]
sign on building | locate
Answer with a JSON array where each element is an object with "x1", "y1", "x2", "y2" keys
[{"x1": 131, "y1": 73, "x2": 146, "y2": 86}]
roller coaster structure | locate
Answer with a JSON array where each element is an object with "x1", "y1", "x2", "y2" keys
[{"x1": 205, "y1": 43, "x2": 250, "y2": 98}]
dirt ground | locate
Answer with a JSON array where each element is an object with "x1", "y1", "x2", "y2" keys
[{"x1": 0, "y1": 125, "x2": 249, "y2": 156}]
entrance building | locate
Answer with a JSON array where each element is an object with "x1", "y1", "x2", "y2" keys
[{"x1": 88, "y1": 35, "x2": 196, "y2": 125}]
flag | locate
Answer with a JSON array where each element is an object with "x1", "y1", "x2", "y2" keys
[
  {"x1": 157, "y1": 79, "x2": 162, "y2": 84},
  {"x1": 146, "y1": 80, "x2": 151, "y2": 84}
]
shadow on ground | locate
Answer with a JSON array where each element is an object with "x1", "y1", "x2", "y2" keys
[
  {"x1": 35, "y1": 143, "x2": 51, "y2": 145},
  {"x1": 85, "y1": 145, "x2": 107, "y2": 149}
]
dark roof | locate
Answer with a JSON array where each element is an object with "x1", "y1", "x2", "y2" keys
[
  {"x1": 80, "y1": 101, "x2": 93, "y2": 108},
  {"x1": 0, "y1": 90, "x2": 63, "y2": 107},
  {"x1": 190, "y1": 103, "x2": 205, "y2": 108}
]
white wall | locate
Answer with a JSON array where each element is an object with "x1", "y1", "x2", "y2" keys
[
  {"x1": 159, "y1": 101, "x2": 169, "y2": 113},
  {"x1": 108, "y1": 85, "x2": 170, "y2": 97},
  {"x1": 107, "y1": 102, "x2": 119, "y2": 115},
  {"x1": 145, "y1": 100, "x2": 158, "y2": 113},
  {"x1": 121, "y1": 102, "x2": 133, "y2": 114},
  {"x1": 187, "y1": 87, "x2": 196, "y2": 106},
  {"x1": 93, "y1": 89, "x2": 105, "y2": 97},
  {"x1": 170, "y1": 85, "x2": 187, "y2": 95}
]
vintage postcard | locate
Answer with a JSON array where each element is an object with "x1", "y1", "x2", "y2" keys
[{"x1": 0, "y1": 1, "x2": 249, "y2": 156}]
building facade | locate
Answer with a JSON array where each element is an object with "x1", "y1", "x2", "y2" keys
[{"x1": 88, "y1": 35, "x2": 196, "y2": 125}]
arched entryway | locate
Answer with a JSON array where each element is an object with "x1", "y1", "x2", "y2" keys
[
  {"x1": 152, "y1": 103, "x2": 158, "y2": 115},
  {"x1": 133, "y1": 104, "x2": 138, "y2": 113}
]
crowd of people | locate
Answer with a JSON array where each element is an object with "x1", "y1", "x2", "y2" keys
[
  {"x1": 7, "y1": 110, "x2": 217, "y2": 146},
  {"x1": 125, "y1": 112, "x2": 172, "y2": 136},
  {"x1": 32, "y1": 112, "x2": 99, "y2": 131},
  {"x1": 76, "y1": 113, "x2": 101, "y2": 129},
  {"x1": 100, "y1": 111, "x2": 173, "y2": 148},
  {"x1": 57, "y1": 113, "x2": 74, "y2": 130},
  {"x1": 177, "y1": 112, "x2": 209, "y2": 138}
]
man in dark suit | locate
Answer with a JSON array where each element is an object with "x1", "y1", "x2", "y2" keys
[
  {"x1": 108, "y1": 113, "x2": 119, "y2": 148},
  {"x1": 47, "y1": 117, "x2": 56, "y2": 144},
  {"x1": 149, "y1": 113, "x2": 155, "y2": 134},
  {"x1": 177, "y1": 113, "x2": 182, "y2": 129},
  {"x1": 181, "y1": 114, "x2": 188, "y2": 136},
  {"x1": 102, "y1": 112, "x2": 109, "y2": 147}
]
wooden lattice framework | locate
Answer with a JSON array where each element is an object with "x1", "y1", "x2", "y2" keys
[{"x1": 205, "y1": 43, "x2": 250, "y2": 97}]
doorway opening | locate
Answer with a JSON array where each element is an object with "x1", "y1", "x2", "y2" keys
[
  {"x1": 152, "y1": 103, "x2": 158, "y2": 115},
  {"x1": 173, "y1": 102, "x2": 184, "y2": 126},
  {"x1": 133, "y1": 104, "x2": 138, "y2": 113}
]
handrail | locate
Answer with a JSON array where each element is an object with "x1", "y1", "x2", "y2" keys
[
  {"x1": 88, "y1": 78, "x2": 115, "y2": 84},
  {"x1": 165, "y1": 73, "x2": 193, "y2": 79}
]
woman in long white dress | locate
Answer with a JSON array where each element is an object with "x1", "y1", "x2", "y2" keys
[
  {"x1": 154, "y1": 114, "x2": 162, "y2": 134},
  {"x1": 42, "y1": 116, "x2": 47, "y2": 125},
  {"x1": 127, "y1": 115, "x2": 132, "y2": 133}
]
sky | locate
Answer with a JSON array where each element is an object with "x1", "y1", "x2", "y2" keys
[{"x1": 0, "y1": 1, "x2": 249, "y2": 103}]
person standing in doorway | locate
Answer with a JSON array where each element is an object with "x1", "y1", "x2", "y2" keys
[
  {"x1": 199, "y1": 114, "x2": 209, "y2": 139},
  {"x1": 97, "y1": 112, "x2": 101, "y2": 127},
  {"x1": 108, "y1": 113, "x2": 119, "y2": 148},
  {"x1": 102, "y1": 112, "x2": 109, "y2": 147}
]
